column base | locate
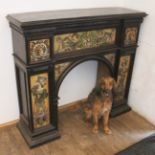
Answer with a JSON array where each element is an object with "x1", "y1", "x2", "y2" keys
[
  {"x1": 111, "y1": 104, "x2": 131, "y2": 117},
  {"x1": 17, "y1": 122, "x2": 60, "y2": 148}
]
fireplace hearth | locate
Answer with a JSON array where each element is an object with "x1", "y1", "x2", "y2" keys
[{"x1": 7, "y1": 7, "x2": 147, "y2": 147}]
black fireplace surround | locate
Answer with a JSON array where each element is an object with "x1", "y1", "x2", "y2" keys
[{"x1": 7, "y1": 7, "x2": 147, "y2": 147}]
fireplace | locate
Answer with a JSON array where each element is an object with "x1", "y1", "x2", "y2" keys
[{"x1": 7, "y1": 7, "x2": 147, "y2": 147}]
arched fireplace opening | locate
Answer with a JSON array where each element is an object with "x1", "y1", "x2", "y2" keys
[{"x1": 55, "y1": 56, "x2": 115, "y2": 107}]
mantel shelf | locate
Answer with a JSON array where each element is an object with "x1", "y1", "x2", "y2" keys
[{"x1": 7, "y1": 7, "x2": 147, "y2": 28}]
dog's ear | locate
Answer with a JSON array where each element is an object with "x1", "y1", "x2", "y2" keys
[
  {"x1": 98, "y1": 77, "x2": 104, "y2": 86},
  {"x1": 107, "y1": 77, "x2": 114, "y2": 87}
]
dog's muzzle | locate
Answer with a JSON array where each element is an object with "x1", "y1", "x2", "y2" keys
[{"x1": 103, "y1": 90, "x2": 110, "y2": 97}]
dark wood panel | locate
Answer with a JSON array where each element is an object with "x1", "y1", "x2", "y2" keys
[
  {"x1": 19, "y1": 69, "x2": 28, "y2": 119},
  {"x1": 12, "y1": 29, "x2": 27, "y2": 63}
]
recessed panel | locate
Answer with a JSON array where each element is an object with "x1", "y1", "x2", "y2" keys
[
  {"x1": 124, "y1": 27, "x2": 138, "y2": 46},
  {"x1": 29, "y1": 39, "x2": 50, "y2": 63},
  {"x1": 54, "y1": 28, "x2": 116, "y2": 53},
  {"x1": 114, "y1": 55, "x2": 131, "y2": 101},
  {"x1": 30, "y1": 72, "x2": 50, "y2": 129},
  {"x1": 104, "y1": 53, "x2": 116, "y2": 67},
  {"x1": 55, "y1": 62, "x2": 71, "y2": 80}
]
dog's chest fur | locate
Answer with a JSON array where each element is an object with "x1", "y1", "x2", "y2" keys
[{"x1": 87, "y1": 87, "x2": 113, "y2": 113}]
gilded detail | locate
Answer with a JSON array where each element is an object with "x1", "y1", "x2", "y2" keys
[
  {"x1": 124, "y1": 27, "x2": 138, "y2": 46},
  {"x1": 55, "y1": 62, "x2": 71, "y2": 80},
  {"x1": 30, "y1": 73, "x2": 50, "y2": 129},
  {"x1": 29, "y1": 39, "x2": 50, "y2": 63},
  {"x1": 104, "y1": 53, "x2": 115, "y2": 66},
  {"x1": 114, "y1": 55, "x2": 131, "y2": 101},
  {"x1": 54, "y1": 28, "x2": 116, "y2": 53}
]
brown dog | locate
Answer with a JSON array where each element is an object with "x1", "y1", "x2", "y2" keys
[{"x1": 84, "y1": 76, "x2": 114, "y2": 134}]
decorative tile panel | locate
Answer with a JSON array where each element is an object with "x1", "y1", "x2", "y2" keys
[
  {"x1": 55, "y1": 62, "x2": 71, "y2": 80},
  {"x1": 124, "y1": 27, "x2": 138, "y2": 46},
  {"x1": 114, "y1": 55, "x2": 131, "y2": 101},
  {"x1": 54, "y1": 28, "x2": 116, "y2": 53},
  {"x1": 104, "y1": 53, "x2": 116, "y2": 66},
  {"x1": 29, "y1": 39, "x2": 50, "y2": 63},
  {"x1": 30, "y1": 73, "x2": 50, "y2": 129}
]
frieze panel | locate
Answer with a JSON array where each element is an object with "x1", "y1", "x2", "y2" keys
[
  {"x1": 30, "y1": 73, "x2": 50, "y2": 129},
  {"x1": 124, "y1": 27, "x2": 138, "y2": 46},
  {"x1": 54, "y1": 28, "x2": 116, "y2": 53},
  {"x1": 114, "y1": 55, "x2": 131, "y2": 101},
  {"x1": 29, "y1": 39, "x2": 50, "y2": 63}
]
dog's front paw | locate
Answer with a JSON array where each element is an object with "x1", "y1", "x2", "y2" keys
[
  {"x1": 92, "y1": 126, "x2": 99, "y2": 134},
  {"x1": 104, "y1": 128, "x2": 112, "y2": 135}
]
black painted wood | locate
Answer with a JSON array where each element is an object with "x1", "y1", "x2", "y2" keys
[{"x1": 7, "y1": 7, "x2": 147, "y2": 147}]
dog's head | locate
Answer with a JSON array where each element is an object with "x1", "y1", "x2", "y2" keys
[{"x1": 100, "y1": 76, "x2": 114, "y2": 91}]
